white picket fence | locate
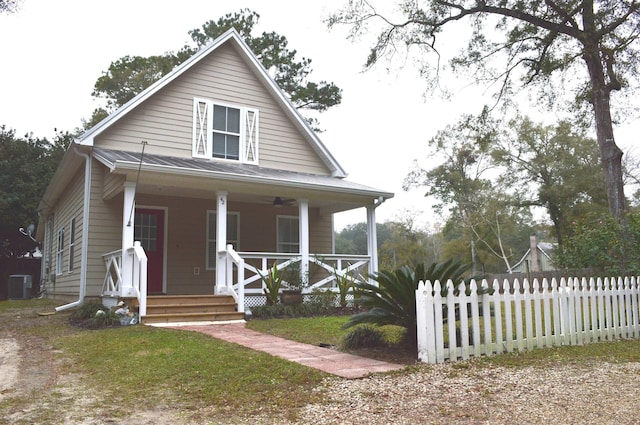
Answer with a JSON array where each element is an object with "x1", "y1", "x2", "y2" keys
[{"x1": 416, "y1": 277, "x2": 640, "y2": 363}]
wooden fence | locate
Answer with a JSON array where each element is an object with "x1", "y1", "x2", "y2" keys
[{"x1": 416, "y1": 277, "x2": 640, "y2": 363}]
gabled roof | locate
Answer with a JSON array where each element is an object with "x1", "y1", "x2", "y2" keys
[
  {"x1": 511, "y1": 243, "x2": 555, "y2": 271},
  {"x1": 77, "y1": 29, "x2": 347, "y2": 178}
]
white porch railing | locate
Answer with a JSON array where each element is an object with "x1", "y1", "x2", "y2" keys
[
  {"x1": 102, "y1": 249, "x2": 123, "y2": 297},
  {"x1": 224, "y1": 247, "x2": 370, "y2": 300},
  {"x1": 225, "y1": 244, "x2": 245, "y2": 312},
  {"x1": 102, "y1": 241, "x2": 148, "y2": 316}
]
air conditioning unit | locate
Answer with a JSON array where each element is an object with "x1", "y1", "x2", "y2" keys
[{"x1": 8, "y1": 275, "x2": 32, "y2": 300}]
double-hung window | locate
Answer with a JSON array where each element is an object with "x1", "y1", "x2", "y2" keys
[
  {"x1": 206, "y1": 211, "x2": 240, "y2": 270},
  {"x1": 56, "y1": 227, "x2": 64, "y2": 275},
  {"x1": 277, "y1": 216, "x2": 299, "y2": 253},
  {"x1": 213, "y1": 105, "x2": 240, "y2": 160},
  {"x1": 193, "y1": 98, "x2": 258, "y2": 164},
  {"x1": 68, "y1": 217, "x2": 76, "y2": 272}
]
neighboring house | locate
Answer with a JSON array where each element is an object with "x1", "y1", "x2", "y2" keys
[
  {"x1": 36, "y1": 29, "x2": 393, "y2": 323},
  {"x1": 511, "y1": 235, "x2": 556, "y2": 274}
]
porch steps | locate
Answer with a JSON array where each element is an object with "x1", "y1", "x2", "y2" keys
[{"x1": 142, "y1": 295, "x2": 245, "y2": 324}]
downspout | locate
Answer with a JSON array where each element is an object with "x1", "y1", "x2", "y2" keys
[{"x1": 56, "y1": 146, "x2": 92, "y2": 312}]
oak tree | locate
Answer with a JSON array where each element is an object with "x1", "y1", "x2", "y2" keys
[{"x1": 329, "y1": 0, "x2": 640, "y2": 219}]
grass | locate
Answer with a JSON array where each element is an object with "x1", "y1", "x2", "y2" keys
[
  {"x1": 247, "y1": 312, "x2": 640, "y2": 367},
  {"x1": 247, "y1": 316, "x2": 413, "y2": 363},
  {"x1": 0, "y1": 299, "x2": 328, "y2": 424},
  {"x1": 2, "y1": 299, "x2": 640, "y2": 423},
  {"x1": 57, "y1": 326, "x2": 328, "y2": 412},
  {"x1": 246, "y1": 316, "x2": 406, "y2": 347}
]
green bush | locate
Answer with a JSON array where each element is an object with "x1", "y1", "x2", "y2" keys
[
  {"x1": 70, "y1": 303, "x2": 121, "y2": 329},
  {"x1": 343, "y1": 260, "x2": 470, "y2": 347},
  {"x1": 70, "y1": 302, "x2": 109, "y2": 321},
  {"x1": 249, "y1": 290, "x2": 350, "y2": 319},
  {"x1": 556, "y1": 212, "x2": 640, "y2": 275},
  {"x1": 342, "y1": 325, "x2": 386, "y2": 349}
]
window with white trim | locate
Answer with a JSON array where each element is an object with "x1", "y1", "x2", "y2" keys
[
  {"x1": 206, "y1": 211, "x2": 240, "y2": 270},
  {"x1": 277, "y1": 216, "x2": 299, "y2": 253},
  {"x1": 68, "y1": 217, "x2": 76, "y2": 272},
  {"x1": 193, "y1": 98, "x2": 259, "y2": 163},
  {"x1": 56, "y1": 227, "x2": 64, "y2": 275}
]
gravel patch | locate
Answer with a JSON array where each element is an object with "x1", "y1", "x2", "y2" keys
[{"x1": 292, "y1": 361, "x2": 640, "y2": 424}]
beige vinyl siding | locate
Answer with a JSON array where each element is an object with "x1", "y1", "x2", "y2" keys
[
  {"x1": 49, "y1": 168, "x2": 84, "y2": 297},
  {"x1": 309, "y1": 210, "x2": 333, "y2": 254},
  {"x1": 85, "y1": 162, "x2": 124, "y2": 297},
  {"x1": 130, "y1": 194, "x2": 334, "y2": 294},
  {"x1": 103, "y1": 172, "x2": 125, "y2": 200},
  {"x1": 94, "y1": 42, "x2": 331, "y2": 175}
]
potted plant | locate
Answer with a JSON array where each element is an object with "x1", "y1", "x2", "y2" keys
[
  {"x1": 259, "y1": 261, "x2": 283, "y2": 305},
  {"x1": 280, "y1": 263, "x2": 307, "y2": 305},
  {"x1": 333, "y1": 268, "x2": 353, "y2": 308}
]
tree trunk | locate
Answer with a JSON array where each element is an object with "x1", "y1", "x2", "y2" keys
[
  {"x1": 582, "y1": 14, "x2": 626, "y2": 219},
  {"x1": 590, "y1": 80, "x2": 625, "y2": 219}
]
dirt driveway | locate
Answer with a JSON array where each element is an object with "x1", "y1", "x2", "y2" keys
[{"x1": 0, "y1": 302, "x2": 195, "y2": 425}]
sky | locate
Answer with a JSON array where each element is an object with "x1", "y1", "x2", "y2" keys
[{"x1": 1, "y1": 0, "x2": 639, "y2": 231}]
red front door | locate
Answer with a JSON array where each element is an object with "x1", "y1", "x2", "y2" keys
[{"x1": 134, "y1": 208, "x2": 165, "y2": 294}]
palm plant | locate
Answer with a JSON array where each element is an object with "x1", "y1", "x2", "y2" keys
[
  {"x1": 343, "y1": 259, "x2": 470, "y2": 347},
  {"x1": 259, "y1": 261, "x2": 284, "y2": 305}
]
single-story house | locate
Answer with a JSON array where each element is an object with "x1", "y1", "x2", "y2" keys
[
  {"x1": 36, "y1": 29, "x2": 393, "y2": 323},
  {"x1": 511, "y1": 235, "x2": 556, "y2": 273}
]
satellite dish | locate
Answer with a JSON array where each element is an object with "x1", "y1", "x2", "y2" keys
[{"x1": 19, "y1": 224, "x2": 37, "y2": 242}]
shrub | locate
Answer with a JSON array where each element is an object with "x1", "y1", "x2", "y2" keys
[
  {"x1": 342, "y1": 325, "x2": 386, "y2": 349},
  {"x1": 343, "y1": 259, "x2": 470, "y2": 347},
  {"x1": 69, "y1": 302, "x2": 121, "y2": 329},
  {"x1": 556, "y1": 212, "x2": 640, "y2": 275}
]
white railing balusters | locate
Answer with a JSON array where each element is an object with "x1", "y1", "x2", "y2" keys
[{"x1": 102, "y1": 243, "x2": 148, "y2": 317}]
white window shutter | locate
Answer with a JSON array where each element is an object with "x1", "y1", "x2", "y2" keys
[
  {"x1": 193, "y1": 99, "x2": 209, "y2": 157},
  {"x1": 243, "y1": 108, "x2": 259, "y2": 164}
]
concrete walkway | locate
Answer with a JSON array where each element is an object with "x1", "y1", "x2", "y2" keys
[{"x1": 164, "y1": 322, "x2": 405, "y2": 379}]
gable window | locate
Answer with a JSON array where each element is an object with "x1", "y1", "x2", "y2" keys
[
  {"x1": 213, "y1": 105, "x2": 240, "y2": 160},
  {"x1": 277, "y1": 216, "x2": 299, "y2": 253},
  {"x1": 193, "y1": 98, "x2": 259, "y2": 164},
  {"x1": 206, "y1": 211, "x2": 240, "y2": 270},
  {"x1": 68, "y1": 217, "x2": 76, "y2": 272},
  {"x1": 56, "y1": 227, "x2": 64, "y2": 275}
]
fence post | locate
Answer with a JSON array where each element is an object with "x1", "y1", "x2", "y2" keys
[
  {"x1": 433, "y1": 280, "x2": 445, "y2": 363},
  {"x1": 513, "y1": 279, "x2": 524, "y2": 351},
  {"x1": 543, "y1": 278, "x2": 553, "y2": 348},
  {"x1": 504, "y1": 279, "x2": 514, "y2": 353},
  {"x1": 481, "y1": 279, "x2": 493, "y2": 356},
  {"x1": 604, "y1": 277, "x2": 613, "y2": 340},
  {"x1": 446, "y1": 280, "x2": 457, "y2": 360},
  {"x1": 523, "y1": 279, "x2": 534, "y2": 351},
  {"x1": 533, "y1": 279, "x2": 543, "y2": 349},
  {"x1": 632, "y1": 277, "x2": 640, "y2": 338},
  {"x1": 459, "y1": 284, "x2": 470, "y2": 361},
  {"x1": 415, "y1": 281, "x2": 429, "y2": 363},
  {"x1": 493, "y1": 279, "x2": 504, "y2": 355},
  {"x1": 469, "y1": 280, "x2": 481, "y2": 358}
]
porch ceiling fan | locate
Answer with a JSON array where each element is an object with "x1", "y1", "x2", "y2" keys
[{"x1": 273, "y1": 197, "x2": 296, "y2": 208}]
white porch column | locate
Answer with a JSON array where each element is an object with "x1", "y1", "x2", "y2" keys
[
  {"x1": 366, "y1": 204, "x2": 379, "y2": 278},
  {"x1": 215, "y1": 191, "x2": 228, "y2": 294},
  {"x1": 298, "y1": 198, "x2": 309, "y2": 285},
  {"x1": 121, "y1": 182, "x2": 136, "y2": 297}
]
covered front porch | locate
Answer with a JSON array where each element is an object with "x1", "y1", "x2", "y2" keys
[
  {"x1": 103, "y1": 246, "x2": 375, "y2": 323},
  {"x1": 94, "y1": 148, "x2": 392, "y2": 322}
]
